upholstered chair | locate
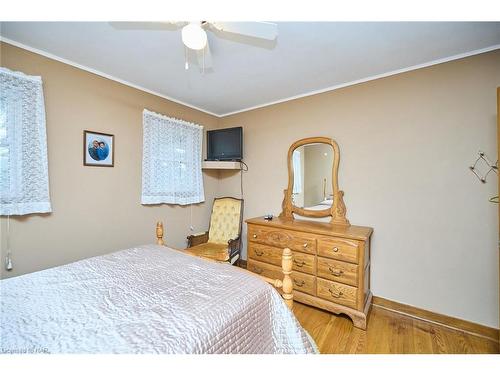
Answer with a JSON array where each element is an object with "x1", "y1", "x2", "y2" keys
[{"x1": 185, "y1": 197, "x2": 244, "y2": 264}]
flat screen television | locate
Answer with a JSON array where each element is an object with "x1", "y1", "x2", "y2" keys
[{"x1": 206, "y1": 126, "x2": 243, "y2": 161}]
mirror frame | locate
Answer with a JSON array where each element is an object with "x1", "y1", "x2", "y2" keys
[{"x1": 279, "y1": 136, "x2": 350, "y2": 226}]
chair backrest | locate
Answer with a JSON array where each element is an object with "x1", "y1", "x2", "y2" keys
[{"x1": 208, "y1": 197, "x2": 243, "y2": 244}]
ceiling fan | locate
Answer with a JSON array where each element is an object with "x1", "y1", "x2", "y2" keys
[{"x1": 111, "y1": 21, "x2": 278, "y2": 72}]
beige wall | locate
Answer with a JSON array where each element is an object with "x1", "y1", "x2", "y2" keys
[
  {"x1": 218, "y1": 50, "x2": 500, "y2": 328},
  {"x1": 1, "y1": 41, "x2": 499, "y2": 328},
  {"x1": 0, "y1": 42, "x2": 220, "y2": 279}
]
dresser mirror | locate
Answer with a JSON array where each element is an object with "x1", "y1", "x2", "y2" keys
[
  {"x1": 280, "y1": 137, "x2": 350, "y2": 226},
  {"x1": 291, "y1": 143, "x2": 334, "y2": 210}
]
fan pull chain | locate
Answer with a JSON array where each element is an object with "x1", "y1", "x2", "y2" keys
[
  {"x1": 189, "y1": 204, "x2": 194, "y2": 232},
  {"x1": 5, "y1": 215, "x2": 12, "y2": 271},
  {"x1": 202, "y1": 46, "x2": 205, "y2": 74}
]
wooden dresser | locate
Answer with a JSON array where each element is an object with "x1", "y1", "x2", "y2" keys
[{"x1": 246, "y1": 216, "x2": 373, "y2": 329}]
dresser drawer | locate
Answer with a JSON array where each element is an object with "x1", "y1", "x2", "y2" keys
[
  {"x1": 248, "y1": 224, "x2": 316, "y2": 254},
  {"x1": 291, "y1": 271, "x2": 316, "y2": 296},
  {"x1": 247, "y1": 259, "x2": 283, "y2": 280},
  {"x1": 292, "y1": 251, "x2": 316, "y2": 275},
  {"x1": 248, "y1": 243, "x2": 282, "y2": 264},
  {"x1": 248, "y1": 243, "x2": 316, "y2": 275},
  {"x1": 317, "y1": 257, "x2": 358, "y2": 287},
  {"x1": 317, "y1": 278, "x2": 357, "y2": 309},
  {"x1": 317, "y1": 237, "x2": 359, "y2": 264}
]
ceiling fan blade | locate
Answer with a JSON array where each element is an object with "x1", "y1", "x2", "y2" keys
[
  {"x1": 109, "y1": 22, "x2": 187, "y2": 31},
  {"x1": 210, "y1": 22, "x2": 277, "y2": 41}
]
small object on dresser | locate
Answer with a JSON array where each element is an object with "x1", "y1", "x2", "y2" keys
[{"x1": 264, "y1": 214, "x2": 273, "y2": 221}]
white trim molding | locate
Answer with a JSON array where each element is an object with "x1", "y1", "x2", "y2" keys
[
  {"x1": 219, "y1": 44, "x2": 500, "y2": 117},
  {"x1": 1, "y1": 36, "x2": 499, "y2": 118}
]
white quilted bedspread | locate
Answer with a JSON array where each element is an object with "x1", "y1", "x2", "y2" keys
[{"x1": 0, "y1": 245, "x2": 317, "y2": 354}]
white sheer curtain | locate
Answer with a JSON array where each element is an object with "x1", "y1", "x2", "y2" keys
[
  {"x1": 0, "y1": 67, "x2": 51, "y2": 215},
  {"x1": 141, "y1": 109, "x2": 205, "y2": 205}
]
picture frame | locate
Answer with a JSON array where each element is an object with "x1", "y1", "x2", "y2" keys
[{"x1": 83, "y1": 130, "x2": 114, "y2": 167}]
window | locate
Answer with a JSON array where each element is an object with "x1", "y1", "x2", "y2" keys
[
  {"x1": 0, "y1": 67, "x2": 51, "y2": 215},
  {"x1": 141, "y1": 109, "x2": 205, "y2": 205}
]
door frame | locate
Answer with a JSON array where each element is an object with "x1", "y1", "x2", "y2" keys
[{"x1": 497, "y1": 87, "x2": 500, "y2": 340}]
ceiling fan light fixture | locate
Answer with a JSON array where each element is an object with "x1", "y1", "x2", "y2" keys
[{"x1": 182, "y1": 23, "x2": 207, "y2": 50}]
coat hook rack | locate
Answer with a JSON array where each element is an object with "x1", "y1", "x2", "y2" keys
[{"x1": 469, "y1": 151, "x2": 497, "y2": 183}]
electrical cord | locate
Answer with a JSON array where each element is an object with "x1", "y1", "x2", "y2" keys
[
  {"x1": 239, "y1": 161, "x2": 248, "y2": 198},
  {"x1": 240, "y1": 160, "x2": 248, "y2": 171}
]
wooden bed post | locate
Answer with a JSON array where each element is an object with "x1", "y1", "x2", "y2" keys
[
  {"x1": 282, "y1": 247, "x2": 293, "y2": 309},
  {"x1": 243, "y1": 247, "x2": 294, "y2": 310},
  {"x1": 156, "y1": 221, "x2": 165, "y2": 246}
]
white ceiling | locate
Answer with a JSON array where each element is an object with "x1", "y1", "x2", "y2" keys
[{"x1": 1, "y1": 22, "x2": 499, "y2": 117}]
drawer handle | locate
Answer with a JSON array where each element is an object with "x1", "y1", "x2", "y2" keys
[
  {"x1": 332, "y1": 247, "x2": 339, "y2": 252},
  {"x1": 253, "y1": 234, "x2": 257, "y2": 239},
  {"x1": 328, "y1": 288, "x2": 343, "y2": 298},
  {"x1": 294, "y1": 260, "x2": 306, "y2": 267},
  {"x1": 303, "y1": 243, "x2": 308, "y2": 248},
  {"x1": 253, "y1": 266, "x2": 263, "y2": 274},
  {"x1": 293, "y1": 279, "x2": 305, "y2": 287},
  {"x1": 328, "y1": 267, "x2": 344, "y2": 277},
  {"x1": 254, "y1": 250, "x2": 264, "y2": 256}
]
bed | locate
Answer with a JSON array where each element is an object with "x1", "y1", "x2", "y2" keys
[
  {"x1": 305, "y1": 199, "x2": 333, "y2": 211},
  {"x1": 0, "y1": 224, "x2": 317, "y2": 354}
]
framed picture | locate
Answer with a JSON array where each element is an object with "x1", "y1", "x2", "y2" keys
[{"x1": 83, "y1": 130, "x2": 114, "y2": 167}]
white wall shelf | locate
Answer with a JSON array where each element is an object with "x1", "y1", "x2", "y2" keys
[{"x1": 202, "y1": 161, "x2": 241, "y2": 170}]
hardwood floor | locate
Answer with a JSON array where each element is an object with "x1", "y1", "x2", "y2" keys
[{"x1": 293, "y1": 302, "x2": 500, "y2": 354}]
